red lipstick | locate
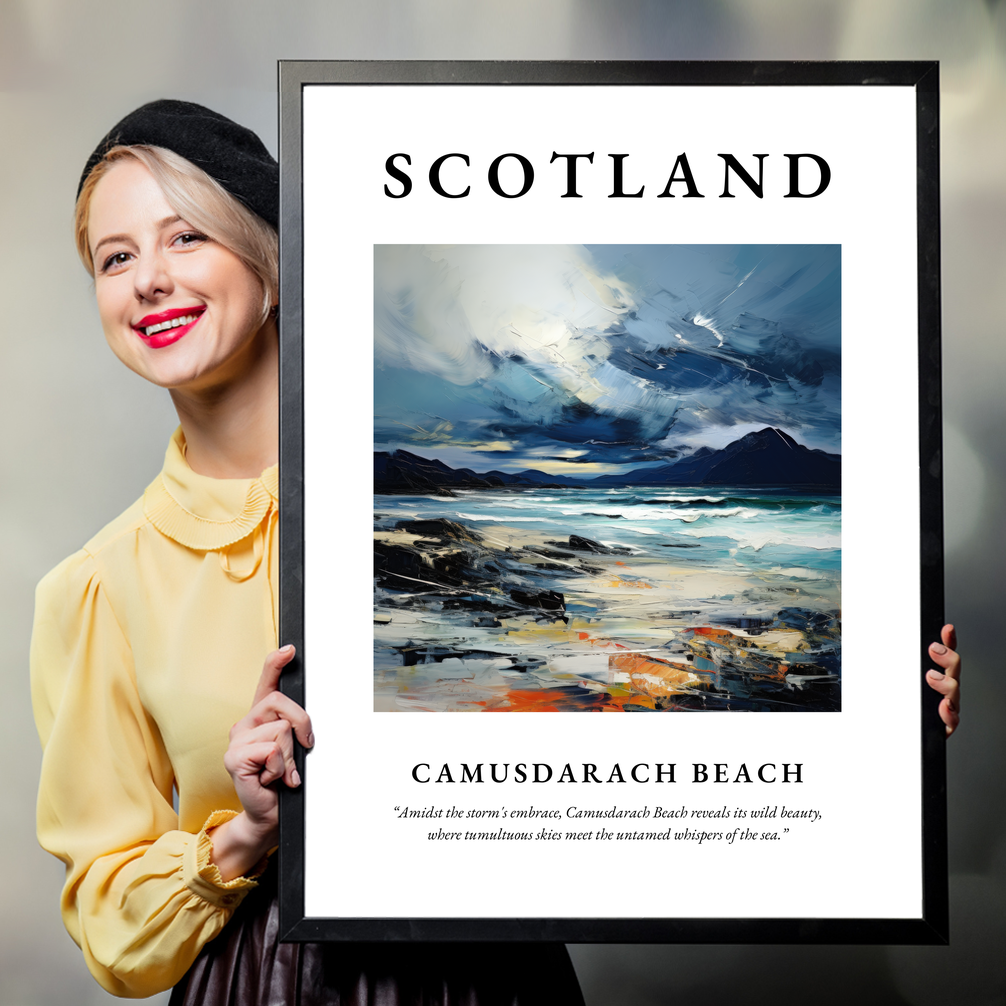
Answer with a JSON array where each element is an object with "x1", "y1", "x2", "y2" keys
[{"x1": 132, "y1": 306, "x2": 205, "y2": 349}]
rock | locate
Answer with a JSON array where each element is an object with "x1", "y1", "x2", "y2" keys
[
  {"x1": 566, "y1": 534, "x2": 631, "y2": 555},
  {"x1": 394, "y1": 518, "x2": 482, "y2": 542},
  {"x1": 567, "y1": 534, "x2": 607, "y2": 553},
  {"x1": 510, "y1": 589, "x2": 566, "y2": 612}
]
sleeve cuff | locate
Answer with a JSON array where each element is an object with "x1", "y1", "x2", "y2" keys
[{"x1": 182, "y1": 810, "x2": 269, "y2": 909}]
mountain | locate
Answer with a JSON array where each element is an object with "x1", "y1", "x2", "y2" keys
[
  {"x1": 593, "y1": 428, "x2": 840, "y2": 488},
  {"x1": 511, "y1": 469, "x2": 586, "y2": 487},
  {"x1": 375, "y1": 429, "x2": 840, "y2": 494},
  {"x1": 374, "y1": 450, "x2": 584, "y2": 495},
  {"x1": 375, "y1": 450, "x2": 501, "y2": 495}
]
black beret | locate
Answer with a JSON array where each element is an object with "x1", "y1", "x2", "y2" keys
[{"x1": 78, "y1": 99, "x2": 278, "y2": 228}]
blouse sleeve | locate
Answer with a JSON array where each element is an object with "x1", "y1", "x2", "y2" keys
[{"x1": 31, "y1": 549, "x2": 262, "y2": 998}]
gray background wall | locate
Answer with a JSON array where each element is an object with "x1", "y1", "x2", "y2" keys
[{"x1": 1, "y1": 2, "x2": 1002, "y2": 1003}]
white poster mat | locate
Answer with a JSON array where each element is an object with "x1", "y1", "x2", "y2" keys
[{"x1": 301, "y1": 84, "x2": 919, "y2": 920}]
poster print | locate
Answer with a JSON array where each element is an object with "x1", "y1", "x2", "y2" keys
[
  {"x1": 373, "y1": 243, "x2": 842, "y2": 714},
  {"x1": 280, "y1": 62, "x2": 946, "y2": 944}
]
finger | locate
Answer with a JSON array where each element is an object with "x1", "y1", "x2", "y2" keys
[
  {"x1": 232, "y1": 693, "x2": 312, "y2": 749},
  {"x1": 926, "y1": 670, "x2": 961, "y2": 738},
  {"x1": 926, "y1": 669, "x2": 960, "y2": 705},
  {"x1": 939, "y1": 697, "x2": 960, "y2": 737},
  {"x1": 245, "y1": 690, "x2": 314, "y2": 749},
  {"x1": 258, "y1": 742, "x2": 287, "y2": 787},
  {"x1": 252, "y1": 645, "x2": 296, "y2": 707},
  {"x1": 928, "y1": 641, "x2": 961, "y2": 680},
  {"x1": 941, "y1": 624, "x2": 957, "y2": 652},
  {"x1": 230, "y1": 696, "x2": 313, "y2": 752},
  {"x1": 224, "y1": 739, "x2": 287, "y2": 786},
  {"x1": 233, "y1": 720, "x2": 301, "y2": 788}
]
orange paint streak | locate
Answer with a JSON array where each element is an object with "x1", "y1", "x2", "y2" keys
[
  {"x1": 494, "y1": 689, "x2": 563, "y2": 712},
  {"x1": 748, "y1": 661, "x2": 790, "y2": 682},
  {"x1": 599, "y1": 691, "x2": 657, "y2": 711},
  {"x1": 692, "y1": 626, "x2": 736, "y2": 639},
  {"x1": 610, "y1": 652, "x2": 704, "y2": 699},
  {"x1": 486, "y1": 683, "x2": 664, "y2": 712},
  {"x1": 578, "y1": 631, "x2": 590, "y2": 640},
  {"x1": 684, "y1": 625, "x2": 790, "y2": 682}
]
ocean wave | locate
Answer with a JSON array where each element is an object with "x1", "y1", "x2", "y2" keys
[
  {"x1": 675, "y1": 527, "x2": 842, "y2": 551},
  {"x1": 633, "y1": 496, "x2": 729, "y2": 506},
  {"x1": 377, "y1": 490, "x2": 841, "y2": 557},
  {"x1": 454, "y1": 512, "x2": 553, "y2": 523},
  {"x1": 480, "y1": 497, "x2": 560, "y2": 508},
  {"x1": 616, "y1": 506, "x2": 752, "y2": 523}
]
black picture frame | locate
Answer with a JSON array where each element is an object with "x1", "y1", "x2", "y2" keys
[{"x1": 277, "y1": 60, "x2": 945, "y2": 944}]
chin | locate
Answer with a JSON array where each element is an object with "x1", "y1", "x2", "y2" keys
[
  {"x1": 109, "y1": 321, "x2": 271, "y2": 393},
  {"x1": 121, "y1": 352, "x2": 217, "y2": 391}
]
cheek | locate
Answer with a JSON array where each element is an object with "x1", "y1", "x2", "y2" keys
[
  {"x1": 94, "y1": 286, "x2": 132, "y2": 345},
  {"x1": 195, "y1": 252, "x2": 266, "y2": 332},
  {"x1": 222, "y1": 267, "x2": 268, "y2": 334}
]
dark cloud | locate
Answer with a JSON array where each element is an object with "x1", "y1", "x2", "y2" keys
[{"x1": 374, "y1": 244, "x2": 841, "y2": 473}]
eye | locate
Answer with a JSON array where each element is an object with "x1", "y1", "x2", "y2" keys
[
  {"x1": 172, "y1": 230, "x2": 208, "y2": 249},
  {"x1": 100, "y1": 251, "x2": 132, "y2": 274}
]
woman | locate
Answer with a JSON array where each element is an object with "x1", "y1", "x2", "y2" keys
[
  {"x1": 33, "y1": 99, "x2": 963, "y2": 1003},
  {"x1": 31, "y1": 100, "x2": 586, "y2": 1003}
]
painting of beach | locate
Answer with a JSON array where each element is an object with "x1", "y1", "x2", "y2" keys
[{"x1": 374, "y1": 245, "x2": 841, "y2": 712}]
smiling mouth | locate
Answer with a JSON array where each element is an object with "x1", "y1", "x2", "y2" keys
[
  {"x1": 134, "y1": 306, "x2": 206, "y2": 338},
  {"x1": 142, "y1": 313, "x2": 199, "y2": 337}
]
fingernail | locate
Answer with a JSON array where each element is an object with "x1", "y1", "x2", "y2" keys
[
  {"x1": 292, "y1": 768, "x2": 301, "y2": 787},
  {"x1": 928, "y1": 670, "x2": 944, "y2": 680},
  {"x1": 280, "y1": 644, "x2": 295, "y2": 654},
  {"x1": 931, "y1": 643, "x2": 947, "y2": 655},
  {"x1": 306, "y1": 732, "x2": 315, "y2": 748}
]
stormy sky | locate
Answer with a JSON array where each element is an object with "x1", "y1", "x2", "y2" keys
[{"x1": 374, "y1": 244, "x2": 840, "y2": 477}]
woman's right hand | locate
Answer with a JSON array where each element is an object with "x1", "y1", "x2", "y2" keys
[
  {"x1": 209, "y1": 645, "x2": 314, "y2": 881},
  {"x1": 926, "y1": 624, "x2": 961, "y2": 737}
]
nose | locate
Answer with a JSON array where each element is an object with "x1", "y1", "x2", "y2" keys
[{"x1": 133, "y1": 247, "x2": 173, "y2": 303}]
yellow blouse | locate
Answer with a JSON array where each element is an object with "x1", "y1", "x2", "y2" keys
[{"x1": 31, "y1": 428, "x2": 279, "y2": 998}]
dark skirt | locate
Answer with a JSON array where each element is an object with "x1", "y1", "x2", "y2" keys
[{"x1": 169, "y1": 869, "x2": 585, "y2": 1006}]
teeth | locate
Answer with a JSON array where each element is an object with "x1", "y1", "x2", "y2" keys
[{"x1": 143, "y1": 313, "x2": 199, "y2": 337}]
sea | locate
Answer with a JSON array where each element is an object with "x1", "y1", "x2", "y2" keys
[{"x1": 373, "y1": 486, "x2": 841, "y2": 712}]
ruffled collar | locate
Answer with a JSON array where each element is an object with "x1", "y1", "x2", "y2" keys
[{"x1": 143, "y1": 428, "x2": 278, "y2": 551}]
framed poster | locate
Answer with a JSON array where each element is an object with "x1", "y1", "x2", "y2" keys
[{"x1": 277, "y1": 61, "x2": 946, "y2": 943}]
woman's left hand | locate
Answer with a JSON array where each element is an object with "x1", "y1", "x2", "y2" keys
[
  {"x1": 926, "y1": 624, "x2": 961, "y2": 737},
  {"x1": 209, "y1": 645, "x2": 313, "y2": 881}
]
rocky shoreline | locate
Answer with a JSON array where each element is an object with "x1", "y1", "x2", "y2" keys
[{"x1": 374, "y1": 515, "x2": 841, "y2": 712}]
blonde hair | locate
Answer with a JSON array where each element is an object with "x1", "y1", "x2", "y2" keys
[{"x1": 75, "y1": 145, "x2": 278, "y2": 322}]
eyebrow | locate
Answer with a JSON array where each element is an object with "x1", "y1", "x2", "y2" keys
[{"x1": 91, "y1": 215, "x2": 185, "y2": 258}]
